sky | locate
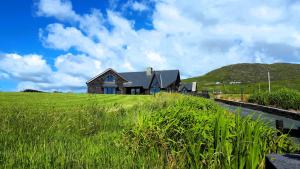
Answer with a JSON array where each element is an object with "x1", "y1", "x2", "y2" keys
[{"x1": 0, "y1": 0, "x2": 300, "y2": 92}]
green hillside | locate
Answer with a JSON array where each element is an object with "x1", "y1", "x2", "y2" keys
[{"x1": 184, "y1": 63, "x2": 300, "y2": 93}]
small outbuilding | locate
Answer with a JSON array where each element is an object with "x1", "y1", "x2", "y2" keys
[{"x1": 179, "y1": 82, "x2": 197, "y2": 94}]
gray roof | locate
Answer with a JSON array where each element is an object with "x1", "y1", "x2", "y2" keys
[
  {"x1": 179, "y1": 83, "x2": 193, "y2": 91},
  {"x1": 119, "y1": 70, "x2": 179, "y2": 89}
]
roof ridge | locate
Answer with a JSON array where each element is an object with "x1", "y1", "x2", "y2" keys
[
  {"x1": 86, "y1": 68, "x2": 128, "y2": 84},
  {"x1": 119, "y1": 69, "x2": 179, "y2": 74},
  {"x1": 154, "y1": 69, "x2": 179, "y2": 71},
  {"x1": 119, "y1": 71, "x2": 146, "y2": 74}
]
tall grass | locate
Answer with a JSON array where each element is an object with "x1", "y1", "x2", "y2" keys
[
  {"x1": 248, "y1": 88, "x2": 300, "y2": 110},
  {"x1": 0, "y1": 93, "x2": 153, "y2": 168},
  {"x1": 123, "y1": 95, "x2": 296, "y2": 168},
  {"x1": 0, "y1": 92, "x2": 296, "y2": 168}
]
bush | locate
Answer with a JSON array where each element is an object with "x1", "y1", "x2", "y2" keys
[
  {"x1": 248, "y1": 92, "x2": 270, "y2": 106},
  {"x1": 248, "y1": 88, "x2": 300, "y2": 110},
  {"x1": 124, "y1": 96, "x2": 296, "y2": 168}
]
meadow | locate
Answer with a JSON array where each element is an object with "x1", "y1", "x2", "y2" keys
[{"x1": 0, "y1": 92, "x2": 297, "y2": 168}]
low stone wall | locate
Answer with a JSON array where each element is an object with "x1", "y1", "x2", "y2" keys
[
  {"x1": 266, "y1": 154, "x2": 300, "y2": 169},
  {"x1": 214, "y1": 98, "x2": 300, "y2": 121}
]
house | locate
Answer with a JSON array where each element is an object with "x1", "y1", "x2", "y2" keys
[
  {"x1": 86, "y1": 67, "x2": 181, "y2": 94},
  {"x1": 179, "y1": 82, "x2": 197, "y2": 94}
]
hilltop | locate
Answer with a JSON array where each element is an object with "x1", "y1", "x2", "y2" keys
[{"x1": 184, "y1": 63, "x2": 300, "y2": 93}]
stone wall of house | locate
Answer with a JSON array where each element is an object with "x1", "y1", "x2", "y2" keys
[
  {"x1": 87, "y1": 69, "x2": 182, "y2": 95},
  {"x1": 87, "y1": 70, "x2": 127, "y2": 94}
]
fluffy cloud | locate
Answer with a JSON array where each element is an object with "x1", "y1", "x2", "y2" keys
[
  {"x1": 2, "y1": 0, "x2": 300, "y2": 91},
  {"x1": 55, "y1": 53, "x2": 102, "y2": 78},
  {"x1": 0, "y1": 53, "x2": 103, "y2": 92},
  {"x1": 0, "y1": 72, "x2": 9, "y2": 80},
  {"x1": 38, "y1": 0, "x2": 300, "y2": 76},
  {"x1": 122, "y1": 1, "x2": 150, "y2": 12},
  {"x1": 40, "y1": 23, "x2": 106, "y2": 58},
  {"x1": 36, "y1": 0, "x2": 79, "y2": 21},
  {"x1": 131, "y1": 1, "x2": 149, "y2": 11},
  {"x1": 17, "y1": 73, "x2": 86, "y2": 92},
  {"x1": 0, "y1": 53, "x2": 52, "y2": 82}
]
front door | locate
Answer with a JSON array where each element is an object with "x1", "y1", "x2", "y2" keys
[{"x1": 104, "y1": 87, "x2": 116, "y2": 94}]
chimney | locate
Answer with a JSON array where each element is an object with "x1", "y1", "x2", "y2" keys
[
  {"x1": 146, "y1": 67, "x2": 153, "y2": 76},
  {"x1": 192, "y1": 82, "x2": 197, "y2": 92}
]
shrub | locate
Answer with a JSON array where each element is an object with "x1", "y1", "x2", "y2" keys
[
  {"x1": 248, "y1": 88, "x2": 300, "y2": 110},
  {"x1": 248, "y1": 92, "x2": 270, "y2": 106},
  {"x1": 123, "y1": 96, "x2": 296, "y2": 168}
]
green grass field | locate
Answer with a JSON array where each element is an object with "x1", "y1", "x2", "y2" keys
[
  {"x1": 0, "y1": 92, "x2": 153, "y2": 168},
  {"x1": 0, "y1": 92, "x2": 297, "y2": 168}
]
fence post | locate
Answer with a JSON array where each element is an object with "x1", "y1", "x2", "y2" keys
[
  {"x1": 276, "y1": 120, "x2": 283, "y2": 131},
  {"x1": 240, "y1": 87, "x2": 244, "y2": 102}
]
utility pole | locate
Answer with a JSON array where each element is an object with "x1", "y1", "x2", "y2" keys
[
  {"x1": 268, "y1": 71, "x2": 271, "y2": 93},
  {"x1": 240, "y1": 86, "x2": 244, "y2": 102}
]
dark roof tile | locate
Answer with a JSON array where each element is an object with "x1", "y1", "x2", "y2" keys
[
  {"x1": 179, "y1": 83, "x2": 193, "y2": 91},
  {"x1": 119, "y1": 70, "x2": 179, "y2": 89}
]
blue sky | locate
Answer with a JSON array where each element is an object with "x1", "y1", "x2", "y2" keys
[{"x1": 0, "y1": 0, "x2": 299, "y2": 92}]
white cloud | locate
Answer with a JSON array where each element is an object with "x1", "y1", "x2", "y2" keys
[
  {"x1": 0, "y1": 53, "x2": 52, "y2": 82},
  {"x1": 3, "y1": 0, "x2": 300, "y2": 91},
  {"x1": 36, "y1": 0, "x2": 79, "y2": 21},
  {"x1": 40, "y1": 23, "x2": 106, "y2": 58},
  {"x1": 131, "y1": 1, "x2": 148, "y2": 11},
  {"x1": 17, "y1": 73, "x2": 86, "y2": 92},
  {"x1": 78, "y1": 9, "x2": 107, "y2": 38},
  {"x1": 250, "y1": 6, "x2": 284, "y2": 22},
  {"x1": 153, "y1": 3, "x2": 202, "y2": 34},
  {"x1": 37, "y1": 0, "x2": 300, "y2": 77},
  {"x1": 122, "y1": 60, "x2": 135, "y2": 71},
  {"x1": 0, "y1": 52, "x2": 104, "y2": 92},
  {"x1": 0, "y1": 72, "x2": 9, "y2": 79},
  {"x1": 55, "y1": 53, "x2": 102, "y2": 78},
  {"x1": 146, "y1": 51, "x2": 167, "y2": 68}
]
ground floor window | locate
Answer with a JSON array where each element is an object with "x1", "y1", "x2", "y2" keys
[
  {"x1": 182, "y1": 88, "x2": 188, "y2": 94},
  {"x1": 104, "y1": 87, "x2": 116, "y2": 94},
  {"x1": 150, "y1": 87, "x2": 160, "y2": 94},
  {"x1": 130, "y1": 88, "x2": 141, "y2": 95}
]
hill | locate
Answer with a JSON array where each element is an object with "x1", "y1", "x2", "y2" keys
[{"x1": 184, "y1": 63, "x2": 300, "y2": 93}]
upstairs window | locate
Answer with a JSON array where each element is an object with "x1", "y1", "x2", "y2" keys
[{"x1": 104, "y1": 74, "x2": 115, "y2": 82}]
